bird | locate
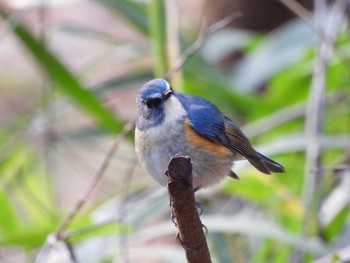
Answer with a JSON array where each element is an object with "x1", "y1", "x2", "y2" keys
[{"x1": 135, "y1": 79, "x2": 285, "y2": 190}]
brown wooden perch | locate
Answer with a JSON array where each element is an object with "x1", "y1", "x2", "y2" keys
[{"x1": 166, "y1": 156, "x2": 212, "y2": 263}]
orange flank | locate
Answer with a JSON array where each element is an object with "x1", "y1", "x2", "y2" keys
[{"x1": 184, "y1": 120, "x2": 231, "y2": 158}]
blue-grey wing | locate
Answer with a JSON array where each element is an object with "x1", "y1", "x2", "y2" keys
[
  {"x1": 176, "y1": 92, "x2": 284, "y2": 174},
  {"x1": 176, "y1": 93, "x2": 228, "y2": 145}
]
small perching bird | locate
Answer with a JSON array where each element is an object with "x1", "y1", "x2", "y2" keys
[{"x1": 135, "y1": 79, "x2": 285, "y2": 190}]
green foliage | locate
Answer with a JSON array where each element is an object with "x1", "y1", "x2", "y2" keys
[
  {"x1": 322, "y1": 206, "x2": 350, "y2": 242},
  {"x1": 0, "y1": 1, "x2": 350, "y2": 262},
  {"x1": 99, "y1": 0, "x2": 148, "y2": 34},
  {"x1": 222, "y1": 173, "x2": 303, "y2": 221},
  {"x1": 0, "y1": 9, "x2": 123, "y2": 135},
  {"x1": 68, "y1": 222, "x2": 133, "y2": 243},
  {"x1": 0, "y1": 189, "x2": 20, "y2": 233},
  {"x1": 148, "y1": 0, "x2": 168, "y2": 77}
]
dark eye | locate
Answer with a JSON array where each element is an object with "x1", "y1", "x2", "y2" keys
[{"x1": 146, "y1": 98, "x2": 162, "y2": 108}]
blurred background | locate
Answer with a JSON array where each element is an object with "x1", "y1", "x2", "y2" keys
[{"x1": 0, "y1": 0, "x2": 350, "y2": 262}]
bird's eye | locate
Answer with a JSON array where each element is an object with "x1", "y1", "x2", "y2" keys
[{"x1": 145, "y1": 98, "x2": 162, "y2": 109}]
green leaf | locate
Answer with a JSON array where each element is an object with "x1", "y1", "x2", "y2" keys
[
  {"x1": 0, "y1": 145, "x2": 26, "y2": 184},
  {"x1": 148, "y1": 0, "x2": 168, "y2": 77},
  {"x1": 230, "y1": 19, "x2": 315, "y2": 92},
  {"x1": 252, "y1": 239, "x2": 274, "y2": 263},
  {"x1": 0, "y1": 220, "x2": 58, "y2": 248},
  {"x1": 322, "y1": 206, "x2": 350, "y2": 242},
  {"x1": 274, "y1": 246, "x2": 292, "y2": 263},
  {"x1": 0, "y1": 8, "x2": 123, "y2": 134},
  {"x1": 252, "y1": 240, "x2": 292, "y2": 263},
  {"x1": 222, "y1": 173, "x2": 303, "y2": 220},
  {"x1": 0, "y1": 189, "x2": 20, "y2": 233},
  {"x1": 183, "y1": 59, "x2": 260, "y2": 118},
  {"x1": 68, "y1": 222, "x2": 133, "y2": 243},
  {"x1": 99, "y1": 0, "x2": 148, "y2": 34},
  {"x1": 15, "y1": 157, "x2": 57, "y2": 221}
]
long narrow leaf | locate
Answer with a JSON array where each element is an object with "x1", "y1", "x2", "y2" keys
[
  {"x1": 99, "y1": 0, "x2": 148, "y2": 35},
  {"x1": 0, "y1": 189, "x2": 20, "y2": 233},
  {"x1": 0, "y1": 9, "x2": 123, "y2": 134},
  {"x1": 148, "y1": 0, "x2": 168, "y2": 77}
]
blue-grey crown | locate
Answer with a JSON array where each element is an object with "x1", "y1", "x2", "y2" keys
[{"x1": 136, "y1": 79, "x2": 172, "y2": 107}]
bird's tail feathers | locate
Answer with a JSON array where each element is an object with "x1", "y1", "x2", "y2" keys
[
  {"x1": 257, "y1": 152, "x2": 285, "y2": 173},
  {"x1": 246, "y1": 155, "x2": 271, "y2": 174}
]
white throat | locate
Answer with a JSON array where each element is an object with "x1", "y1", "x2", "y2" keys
[{"x1": 163, "y1": 95, "x2": 187, "y2": 124}]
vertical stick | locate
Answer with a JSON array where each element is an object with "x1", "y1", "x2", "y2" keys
[
  {"x1": 148, "y1": 0, "x2": 168, "y2": 77},
  {"x1": 165, "y1": 0, "x2": 184, "y2": 91},
  {"x1": 166, "y1": 156, "x2": 212, "y2": 263}
]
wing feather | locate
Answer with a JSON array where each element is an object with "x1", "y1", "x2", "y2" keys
[
  {"x1": 224, "y1": 117, "x2": 270, "y2": 174},
  {"x1": 176, "y1": 93, "x2": 228, "y2": 145},
  {"x1": 225, "y1": 117, "x2": 285, "y2": 174},
  {"x1": 176, "y1": 93, "x2": 284, "y2": 174}
]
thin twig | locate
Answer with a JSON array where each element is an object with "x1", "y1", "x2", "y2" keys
[
  {"x1": 165, "y1": 12, "x2": 242, "y2": 80},
  {"x1": 66, "y1": 220, "x2": 127, "y2": 239},
  {"x1": 279, "y1": 0, "x2": 350, "y2": 69},
  {"x1": 302, "y1": 0, "x2": 327, "y2": 218},
  {"x1": 277, "y1": 2, "x2": 349, "y2": 231},
  {"x1": 278, "y1": 0, "x2": 313, "y2": 26},
  {"x1": 302, "y1": 0, "x2": 348, "y2": 230},
  {"x1": 165, "y1": 0, "x2": 183, "y2": 91},
  {"x1": 56, "y1": 121, "x2": 135, "y2": 240},
  {"x1": 243, "y1": 91, "x2": 346, "y2": 138},
  {"x1": 315, "y1": 165, "x2": 350, "y2": 174},
  {"x1": 35, "y1": 234, "x2": 77, "y2": 263},
  {"x1": 118, "y1": 158, "x2": 138, "y2": 263}
]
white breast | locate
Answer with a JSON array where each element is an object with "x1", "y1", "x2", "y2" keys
[{"x1": 135, "y1": 95, "x2": 187, "y2": 185}]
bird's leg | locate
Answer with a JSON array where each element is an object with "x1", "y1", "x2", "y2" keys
[
  {"x1": 202, "y1": 224, "x2": 208, "y2": 235},
  {"x1": 193, "y1": 186, "x2": 204, "y2": 216},
  {"x1": 193, "y1": 189, "x2": 208, "y2": 235},
  {"x1": 193, "y1": 186, "x2": 200, "y2": 192},
  {"x1": 195, "y1": 201, "x2": 203, "y2": 216}
]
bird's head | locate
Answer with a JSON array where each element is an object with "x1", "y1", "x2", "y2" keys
[
  {"x1": 137, "y1": 78, "x2": 173, "y2": 110},
  {"x1": 136, "y1": 79, "x2": 176, "y2": 129}
]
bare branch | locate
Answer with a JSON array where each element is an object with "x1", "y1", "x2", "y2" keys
[
  {"x1": 56, "y1": 121, "x2": 135, "y2": 240},
  {"x1": 279, "y1": 0, "x2": 350, "y2": 69},
  {"x1": 166, "y1": 156, "x2": 212, "y2": 263},
  {"x1": 165, "y1": 12, "x2": 241, "y2": 80},
  {"x1": 301, "y1": 0, "x2": 348, "y2": 245},
  {"x1": 35, "y1": 235, "x2": 77, "y2": 263},
  {"x1": 242, "y1": 91, "x2": 346, "y2": 138},
  {"x1": 278, "y1": 0, "x2": 313, "y2": 26},
  {"x1": 165, "y1": 0, "x2": 183, "y2": 90}
]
